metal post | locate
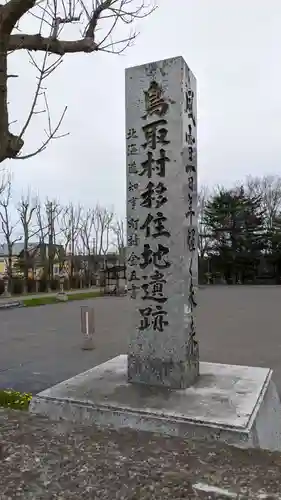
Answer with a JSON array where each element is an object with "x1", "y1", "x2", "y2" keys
[{"x1": 81, "y1": 306, "x2": 95, "y2": 350}]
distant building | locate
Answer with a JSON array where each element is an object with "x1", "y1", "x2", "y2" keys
[
  {"x1": 0, "y1": 242, "x2": 36, "y2": 275},
  {"x1": 0, "y1": 242, "x2": 64, "y2": 277}
]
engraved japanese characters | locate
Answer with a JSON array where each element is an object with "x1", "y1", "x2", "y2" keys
[{"x1": 127, "y1": 79, "x2": 171, "y2": 332}]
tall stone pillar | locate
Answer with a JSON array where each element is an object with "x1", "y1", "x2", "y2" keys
[{"x1": 126, "y1": 56, "x2": 199, "y2": 389}]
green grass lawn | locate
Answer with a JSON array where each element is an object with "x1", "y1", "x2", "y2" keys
[
  {"x1": 0, "y1": 389, "x2": 32, "y2": 410},
  {"x1": 22, "y1": 290, "x2": 103, "y2": 307}
]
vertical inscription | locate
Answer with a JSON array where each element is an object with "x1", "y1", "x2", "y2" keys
[
  {"x1": 184, "y1": 75, "x2": 198, "y2": 362},
  {"x1": 127, "y1": 79, "x2": 172, "y2": 332}
]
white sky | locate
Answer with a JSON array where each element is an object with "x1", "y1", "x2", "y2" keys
[{"x1": 5, "y1": 0, "x2": 281, "y2": 219}]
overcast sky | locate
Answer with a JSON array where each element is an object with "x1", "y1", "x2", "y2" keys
[{"x1": 6, "y1": 0, "x2": 281, "y2": 218}]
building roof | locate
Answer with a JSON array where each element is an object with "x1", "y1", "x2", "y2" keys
[{"x1": 0, "y1": 242, "x2": 39, "y2": 256}]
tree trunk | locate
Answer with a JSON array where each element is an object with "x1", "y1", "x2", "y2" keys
[
  {"x1": 47, "y1": 204, "x2": 54, "y2": 292},
  {"x1": 7, "y1": 252, "x2": 12, "y2": 292},
  {"x1": 0, "y1": 32, "x2": 23, "y2": 162},
  {"x1": 23, "y1": 244, "x2": 28, "y2": 294},
  {"x1": 70, "y1": 238, "x2": 74, "y2": 279},
  {"x1": 0, "y1": 35, "x2": 9, "y2": 163}
]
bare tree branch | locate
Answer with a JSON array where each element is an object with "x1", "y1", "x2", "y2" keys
[
  {"x1": 14, "y1": 101, "x2": 68, "y2": 160},
  {"x1": 2, "y1": 0, "x2": 36, "y2": 33},
  {"x1": 8, "y1": 33, "x2": 97, "y2": 53},
  {"x1": 0, "y1": 0, "x2": 155, "y2": 162}
]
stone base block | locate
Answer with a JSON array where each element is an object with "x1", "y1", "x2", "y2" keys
[
  {"x1": 56, "y1": 292, "x2": 68, "y2": 302},
  {"x1": 81, "y1": 337, "x2": 95, "y2": 350},
  {"x1": 30, "y1": 355, "x2": 281, "y2": 452},
  {"x1": 0, "y1": 300, "x2": 23, "y2": 310},
  {"x1": 127, "y1": 354, "x2": 199, "y2": 389}
]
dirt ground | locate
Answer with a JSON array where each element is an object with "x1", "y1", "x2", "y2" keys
[{"x1": 1, "y1": 408, "x2": 281, "y2": 499}]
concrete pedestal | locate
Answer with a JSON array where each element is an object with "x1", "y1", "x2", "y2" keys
[
  {"x1": 81, "y1": 337, "x2": 94, "y2": 350},
  {"x1": 56, "y1": 292, "x2": 68, "y2": 302},
  {"x1": 30, "y1": 355, "x2": 281, "y2": 452}
]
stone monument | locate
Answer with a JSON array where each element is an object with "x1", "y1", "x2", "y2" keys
[
  {"x1": 30, "y1": 57, "x2": 281, "y2": 453},
  {"x1": 56, "y1": 270, "x2": 68, "y2": 301},
  {"x1": 1, "y1": 274, "x2": 11, "y2": 298},
  {"x1": 126, "y1": 56, "x2": 199, "y2": 389}
]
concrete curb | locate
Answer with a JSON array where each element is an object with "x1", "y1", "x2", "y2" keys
[{"x1": 0, "y1": 300, "x2": 24, "y2": 310}]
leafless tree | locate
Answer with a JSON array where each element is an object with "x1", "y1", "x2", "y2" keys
[
  {"x1": 198, "y1": 185, "x2": 211, "y2": 259},
  {"x1": 78, "y1": 204, "x2": 114, "y2": 284},
  {"x1": 17, "y1": 189, "x2": 39, "y2": 291},
  {"x1": 0, "y1": 0, "x2": 155, "y2": 163},
  {"x1": 0, "y1": 174, "x2": 21, "y2": 289},
  {"x1": 111, "y1": 216, "x2": 125, "y2": 257},
  {"x1": 93, "y1": 204, "x2": 114, "y2": 255},
  {"x1": 246, "y1": 174, "x2": 281, "y2": 229},
  {"x1": 35, "y1": 196, "x2": 61, "y2": 288},
  {"x1": 35, "y1": 197, "x2": 47, "y2": 248},
  {"x1": 79, "y1": 207, "x2": 95, "y2": 256},
  {"x1": 58, "y1": 202, "x2": 82, "y2": 275},
  {"x1": 79, "y1": 207, "x2": 96, "y2": 282},
  {"x1": 80, "y1": 205, "x2": 113, "y2": 255},
  {"x1": 45, "y1": 198, "x2": 62, "y2": 286},
  {"x1": 0, "y1": 169, "x2": 7, "y2": 199}
]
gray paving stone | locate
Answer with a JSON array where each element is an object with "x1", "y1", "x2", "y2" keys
[{"x1": 0, "y1": 288, "x2": 281, "y2": 395}]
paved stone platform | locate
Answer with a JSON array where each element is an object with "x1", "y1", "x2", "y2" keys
[{"x1": 30, "y1": 355, "x2": 281, "y2": 452}]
